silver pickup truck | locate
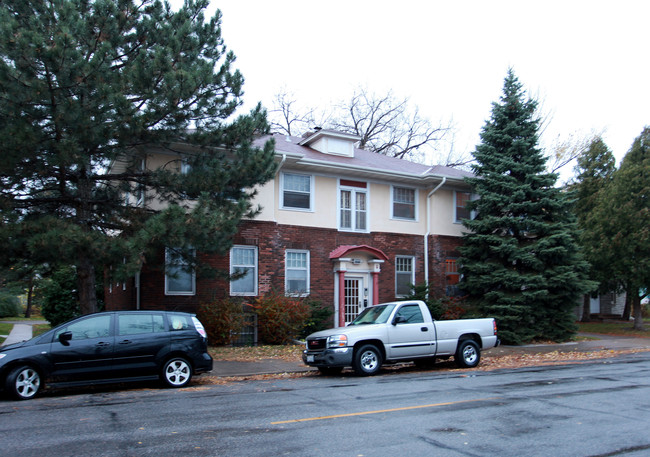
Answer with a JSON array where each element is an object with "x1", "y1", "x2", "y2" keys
[{"x1": 303, "y1": 300, "x2": 499, "y2": 375}]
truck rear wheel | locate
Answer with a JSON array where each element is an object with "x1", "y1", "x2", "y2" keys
[
  {"x1": 455, "y1": 340, "x2": 480, "y2": 368},
  {"x1": 353, "y1": 345, "x2": 382, "y2": 376}
]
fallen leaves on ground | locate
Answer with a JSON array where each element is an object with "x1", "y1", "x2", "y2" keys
[
  {"x1": 195, "y1": 345, "x2": 650, "y2": 386},
  {"x1": 209, "y1": 344, "x2": 304, "y2": 362}
]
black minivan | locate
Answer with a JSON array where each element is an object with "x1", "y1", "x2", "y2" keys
[{"x1": 0, "y1": 311, "x2": 213, "y2": 400}]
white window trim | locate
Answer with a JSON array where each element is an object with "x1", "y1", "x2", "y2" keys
[
  {"x1": 164, "y1": 248, "x2": 196, "y2": 296},
  {"x1": 395, "y1": 255, "x2": 415, "y2": 298},
  {"x1": 338, "y1": 182, "x2": 370, "y2": 233},
  {"x1": 280, "y1": 172, "x2": 314, "y2": 212},
  {"x1": 391, "y1": 185, "x2": 418, "y2": 221},
  {"x1": 230, "y1": 245, "x2": 258, "y2": 296},
  {"x1": 285, "y1": 250, "x2": 310, "y2": 297},
  {"x1": 454, "y1": 190, "x2": 476, "y2": 223}
]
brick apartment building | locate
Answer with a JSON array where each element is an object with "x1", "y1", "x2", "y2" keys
[{"x1": 106, "y1": 129, "x2": 474, "y2": 328}]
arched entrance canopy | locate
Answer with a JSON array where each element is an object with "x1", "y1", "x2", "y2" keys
[
  {"x1": 330, "y1": 245, "x2": 388, "y2": 327},
  {"x1": 329, "y1": 245, "x2": 389, "y2": 261}
]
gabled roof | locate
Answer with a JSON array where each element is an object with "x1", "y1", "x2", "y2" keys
[{"x1": 258, "y1": 132, "x2": 473, "y2": 187}]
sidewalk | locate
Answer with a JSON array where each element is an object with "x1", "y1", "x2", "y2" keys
[
  {"x1": 0, "y1": 321, "x2": 45, "y2": 347},
  {"x1": 211, "y1": 333, "x2": 650, "y2": 377}
]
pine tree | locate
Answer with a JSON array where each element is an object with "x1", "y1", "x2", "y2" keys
[
  {"x1": 571, "y1": 138, "x2": 616, "y2": 321},
  {"x1": 584, "y1": 128, "x2": 650, "y2": 330},
  {"x1": 0, "y1": 0, "x2": 276, "y2": 315},
  {"x1": 459, "y1": 69, "x2": 592, "y2": 344}
]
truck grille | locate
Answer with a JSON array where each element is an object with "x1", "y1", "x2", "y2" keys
[{"x1": 306, "y1": 337, "x2": 327, "y2": 351}]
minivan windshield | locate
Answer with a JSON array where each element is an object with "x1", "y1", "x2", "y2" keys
[{"x1": 349, "y1": 304, "x2": 396, "y2": 325}]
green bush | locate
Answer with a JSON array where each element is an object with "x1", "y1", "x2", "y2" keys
[
  {"x1": 197, "y1": 298, "x2": 246, "y2": 345},
  {"x1": 301, "y1": 298, "x2": 333, "y2": 338},
  {"x1": 0, "y1": 291, "x2": 21, "y2": 318},
  {"x1": 253, "y1": 290, "x2": 311, "y2": 345},
  {"x1": 41, "y1": 266, "x2": 81, "y2": 326}
]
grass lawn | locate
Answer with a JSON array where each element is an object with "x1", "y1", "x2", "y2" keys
[
  {"x1": 33, "y1": 324, "x2": 51, "y2": 337},
  {"x1": 578, "y1": 321, "x2": 649, "y2": 338},
  {"x1": 0, "y1": 322, "x2": 12, "y2": 345}
]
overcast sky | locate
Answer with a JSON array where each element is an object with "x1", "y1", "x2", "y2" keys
[{"x1": 177, "y1": 0, "x2": 649, "y2": 175}]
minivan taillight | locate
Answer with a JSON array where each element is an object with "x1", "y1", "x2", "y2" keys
[{"x1": 192, "y1": 316, "x2": 207, "y2": 339}]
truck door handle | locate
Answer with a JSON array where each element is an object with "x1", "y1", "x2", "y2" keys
[{"x1": 421, "y1": 327, "x2": 428, "y2": 332}]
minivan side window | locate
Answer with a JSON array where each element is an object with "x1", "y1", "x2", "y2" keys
[
  {"x1": 118, "y1": 314, "x2": 165, "y2": 335},
  {"x1": 168, "y1": 314, "x2": 191, "y2": 331},
  {"x1": 55, "y1": 315, "x2": 112, "y2": 340}
]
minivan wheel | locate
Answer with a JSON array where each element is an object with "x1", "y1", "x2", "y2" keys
[
  {"x1": 6, "y1": 366, "x2": 41, "y2": 400},
  {"x1": 162, "y1": 357, "x2": 192, "y2": 388}
]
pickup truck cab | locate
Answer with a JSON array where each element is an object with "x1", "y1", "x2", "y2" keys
[{"x1": 302, "y1": 300, "x2": 499, "y2": 375}]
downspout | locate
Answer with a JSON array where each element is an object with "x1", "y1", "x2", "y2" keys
[
  {"x1": 424, "y1": 177, "x2": 446, "y2": 297},
  {"x1": 275, "y1": 154, "x2": 287, "y2": 222}
]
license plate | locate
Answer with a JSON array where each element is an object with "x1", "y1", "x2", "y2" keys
[{"x1": 307, "y1": 355, "x2": 314, "y2": 363}]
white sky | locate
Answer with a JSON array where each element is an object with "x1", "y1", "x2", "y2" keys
[{"x1": 177, "y1": 0, "x2": 649, "y2": 173}]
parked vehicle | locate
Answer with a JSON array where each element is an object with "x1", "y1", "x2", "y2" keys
[
  {"x1": 303, "y1": 300, "x2": 499, "y2": 375},
  {"x1": 0, "y1": 311, "x2": 213, "y2": 400}
]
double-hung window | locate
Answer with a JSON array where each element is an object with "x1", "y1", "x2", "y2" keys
[
  {"x1": 282, "y1": 173, "x2": 312, "y2": 210},
  {"x1": 285, "y1": 250, "x2": 309, "y2": 296},
  {"x1": 339, "y1": 180, "x2": 368, "y2": 231},
  {"x1": 230, "y1": 246, "x2": 257, "y2": 296},
  {"x1": 165, "y1": 248, "x2": 196, "y2": 295},
  {"x1": 395, "y1": 256, "x2": 415, "y2": 297},
  {"x1": 455, "y1": 191, "x2": 473, "y2": 222},
  {"x1": 393, "y1": 186, "x2": 416, "y2": 220}
]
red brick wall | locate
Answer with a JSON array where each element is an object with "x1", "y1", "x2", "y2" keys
[{"x1": 105, "y1": 220, "x2": 463, "y2": 313}]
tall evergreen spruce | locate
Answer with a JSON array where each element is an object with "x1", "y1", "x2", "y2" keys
[
  {"x1": 571, "y1": 138, "x2": 616, "y2": 321},
  {"x1": 459, "y1": 70, "x2": 592, "y2": 344},
  {"x1": 0, "y1": 0, "x2": 276, "y2": 315},
  {"x1": 584, "y1": 128, "x2": 650, "y2": 330}
]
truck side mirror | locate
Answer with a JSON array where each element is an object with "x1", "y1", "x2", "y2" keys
[{"x1": 392, "y1": 316, "x2": 407, "y2": 325}]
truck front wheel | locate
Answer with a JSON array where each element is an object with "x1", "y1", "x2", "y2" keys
[
  {"x1": 455, "y1": 340, "x2": 481, "y2": 368},
  {"x1": 353, "y1": 345, "x2": 382, "y2": 376}
]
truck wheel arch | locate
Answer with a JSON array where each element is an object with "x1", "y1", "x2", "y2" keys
[
  {"x1": 353, "y1": 339, "x2": 386, "y2": 361},
  {"x1": 458, "y1": 333, "x2": 482, "y2": 348}
]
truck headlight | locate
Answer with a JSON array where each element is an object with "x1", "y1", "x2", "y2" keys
[{"x1": 327, "y1": 334, "x2": 348, "y2": 348}]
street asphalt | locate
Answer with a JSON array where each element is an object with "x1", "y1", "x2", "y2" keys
[{"x1": 2, "y1": 320, "x2": 650, "y2": 377}]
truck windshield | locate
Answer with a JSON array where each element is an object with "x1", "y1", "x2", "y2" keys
[{"x1": 349, "y1": 304, "x2": 396, "y2": 325}]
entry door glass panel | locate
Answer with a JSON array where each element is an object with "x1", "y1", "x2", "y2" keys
[{"x1": 344, "y1": 278, "x2": 364, "y2": 324}]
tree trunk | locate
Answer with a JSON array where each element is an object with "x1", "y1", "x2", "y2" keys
[
  {"x1": 632, "y1": 291, "x2": 645, "y2": 331},
  {"x1": 24, "y1": 275, "x2": 34, "y2": 318},
  {"x1": 77, "y1": 256, "x2": 98, "y2": 315},
  {"x1": 581, "y1": 294, "x2": 591, "y2": 322}
]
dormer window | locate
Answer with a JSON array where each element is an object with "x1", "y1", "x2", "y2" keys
[{"x1": 299, "y1": 129, "x2": 360, "y2": 157}]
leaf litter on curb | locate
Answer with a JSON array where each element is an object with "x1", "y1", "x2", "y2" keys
[{"x1": 195, "y1": 346, "x2": 650, "y2": 386}]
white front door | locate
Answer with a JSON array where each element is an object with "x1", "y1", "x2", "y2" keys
[{"x1": 344, "y1": 277, "x2": 366, "y2": 325}]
